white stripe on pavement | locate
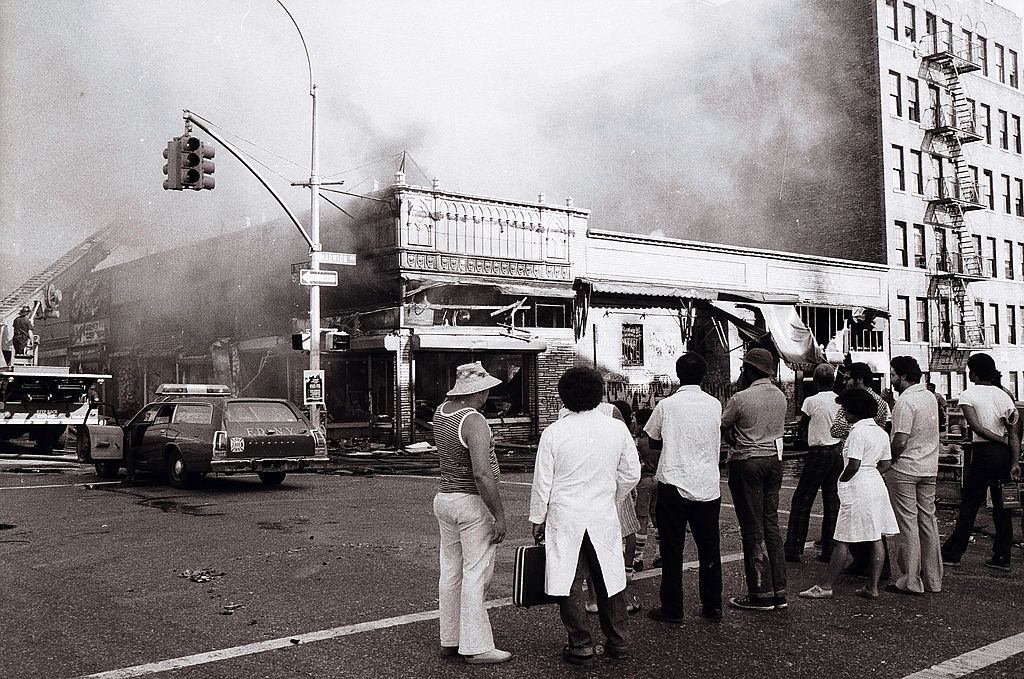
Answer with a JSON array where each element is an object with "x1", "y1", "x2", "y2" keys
[
  {"x1": 0, "y1": 481, "x2": 121, "y2": 491},
  {"x1": 901, "y1": 631, "x2": 1024, "y2": 679},
  {"x1": 76, "y1": 552, "x2": 743, "y2": 679}
]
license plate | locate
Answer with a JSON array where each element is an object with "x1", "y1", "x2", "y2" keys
[{"x1": 36, "y1": 410, "x2": 59, "y2": 418}]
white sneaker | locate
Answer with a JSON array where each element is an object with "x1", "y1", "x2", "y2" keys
[{"x1": 465, "y1": 649, "x2": 513, "y2": 665}]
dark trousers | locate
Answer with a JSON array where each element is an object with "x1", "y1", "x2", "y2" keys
[
  {"x1": 785, "y1": 444, "x2": 843, "y2": 558},
  {"x1": 655, "y1": 483, "x2": 722, "y2": 616},
  {"x1": 942, "y1": 442, "x2": 1014, "y2": 565},
  {"x1": 728, "y1": 456, "x2": 787, "y2": 603},
  {"x1": 558, "y1": 531, "x2": 628, "y2": 655}
]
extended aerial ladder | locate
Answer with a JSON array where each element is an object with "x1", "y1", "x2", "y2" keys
[{"x1": 919, "y1": 31, "x2": 988, "y2": 372}]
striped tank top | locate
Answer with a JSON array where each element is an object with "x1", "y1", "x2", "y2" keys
[{"x1": 434, "y1": 402, "x2": 500, "y2": 494}]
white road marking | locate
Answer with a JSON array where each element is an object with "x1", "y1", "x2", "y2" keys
[
  {"x1": 901, "y1": 631, "x2": 1024, "y2": 678},
  {"x1": 76, "y1": 552, "x2": 746, "y2": 678},
  {"x1": 0, "y1": 481, "x2": 120, "y2": 491}
]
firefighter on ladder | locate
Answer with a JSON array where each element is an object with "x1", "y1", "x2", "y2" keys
[{"x1": 12, "y1": 305, "x2": 35, "y2": 359}]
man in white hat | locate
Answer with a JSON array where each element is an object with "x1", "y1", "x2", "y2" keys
[{"x1": 432, "y1": 361, "x2": 512, "y2": 665}]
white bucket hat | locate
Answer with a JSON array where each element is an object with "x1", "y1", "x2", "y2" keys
[{"x1": 447, "y1": 361, "x2": 503, "y2": 397}]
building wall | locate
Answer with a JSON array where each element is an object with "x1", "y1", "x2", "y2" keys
[{"x1": 878, "y1": 0, "x2": 1024, "y2": 399}]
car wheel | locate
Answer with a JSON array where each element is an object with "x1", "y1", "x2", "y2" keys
[
  {"x1": 94, "y1": 461, "x2": 120, "y2": 479},
  {"x1": 257, "y1": 471, "x2": 287, "y2": 487},
  {"x1": 167, "y1": 450, "x2": 195, "y2": 489}
]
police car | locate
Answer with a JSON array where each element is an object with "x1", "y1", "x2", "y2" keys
[{"x1": 81, "y1": 384, "x2": 329, "y2": 488}]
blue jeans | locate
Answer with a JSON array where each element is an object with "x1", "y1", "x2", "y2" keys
[{"x1": 728, "y1": 456, "x2": 787, "y2": 603}]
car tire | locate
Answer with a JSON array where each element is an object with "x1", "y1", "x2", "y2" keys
[
  {"x1": 94, "y1": 461, "x2": 120, "y2": 479},
  {"x1": 257, "y1": 471, "x2": 287, "y2": 487},
  {"x1": 167, "y1": 450, "x2": 196, "y2": 489}
]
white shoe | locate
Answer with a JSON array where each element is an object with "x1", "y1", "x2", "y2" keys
[
  {"x1": 798, "y1": 585, "x2": 833, "y2": 599},
  {"x1": 465, "y1": 649, "x2": 513, "y2": 665}
]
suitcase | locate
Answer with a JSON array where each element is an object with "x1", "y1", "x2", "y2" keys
[{"x1": 513, "y1": 544, "x2": 557, "y2": 608}]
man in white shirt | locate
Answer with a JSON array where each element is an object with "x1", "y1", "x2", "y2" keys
[
  {"x1": 885, "y1": 356, "x2": 942, "y2": 594},
  {"x1": 643, "y1": 352, "x2": 724, "y2": 623},
  {"x1": 785, "y1": 364, "x2": 843, "y2": 563},
  {"x1": 942, "y1": 353, "x2": 1021, "y2": 571}
]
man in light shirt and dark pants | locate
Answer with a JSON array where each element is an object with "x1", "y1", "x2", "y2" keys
[
  {"x1": 784, "y1": 364, "x2": 843, "y2": 564},
  {"x1": 885, "y1": 356, "x2": 943, "y2": 595},
  {"x1": 643, "y1": 352, "x2": 725, "y2": 624},
  {"x1": 722, "y1": 348, "x2": 789, "y2": 611}
]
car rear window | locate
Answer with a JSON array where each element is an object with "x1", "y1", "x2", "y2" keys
[
  {"x1": 172, "y1": 404, "x2": 213, "y2": 425},
  {"x1": 226, "y1": 401, "x2": 299, "y2": 423}
]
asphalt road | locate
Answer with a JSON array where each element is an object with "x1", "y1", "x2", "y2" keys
[{"x1": 1, "y1": 460, "x2": 1022, "y2": 679}]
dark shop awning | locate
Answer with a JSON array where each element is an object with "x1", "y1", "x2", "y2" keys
[{"x1": 411, "y1": 330, "x2": 548, "y2": 352}]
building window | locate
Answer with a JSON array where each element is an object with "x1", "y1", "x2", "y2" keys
[
  {"x1": 989, "y1": 303, "x2": 1000, "y2": 344},
  {"x1": 913, "y1": 224, "x2": 927, "y2": 268},
  {"x1": 978, "y1": 35, "x2": 988, "y2": 75},
  {"x1": 1019, "y1": 304, "x2": 1024, "y2": 343},
  {"x1": 897, "y1": 296, "x2": 911, "y2": 342},
  {"x1": 903, "y1": 3, "x2": 916, "y2": 41},
  {"x1": 962, "y1": 29, "x2": 973, "y2": 63},
  {"x1": 981, "y1": 103, "x2": 991, "y2": 144},
  {"x1": 1016, "y1": 178, "x2": 1024, "y2": 217},
  {"x1": 1010, "y1": 49, "x2": 1019, "y2": 88},
  {"x1": 984, "y1": 169, "x2": 995, "y2": 209},
  {"x1": 998, "y1": 109, "x2": 1009, "y2": 150},
  {"x1": 885, "y1": 0, "x2": 898, "y2": 40},
  {"x1": 927, "y1": 84, "x2": 941, "y2": 127},
  {"x1": 906, "y1": 77, "x2": 919, "y2": 122},
  {"x1": 888, "y1": 71, "x2": 902, "y2": 117},
  {"x1": 934, "y1": 227, "x2": 948, "y2": 262},
  {"x1": 942, "y1": 20, "x2": 953, "y2": 52},
  {"x1": 1010, "y1": 372, "x2": 1020, "y2": 399},
  {"x1": 915, "y1": 297, "x2": 929, "y2": 341},
  {"x1": 1006, "y1": 240, "x2": 1015, "y2": 279},
  {"x1": 910, "y1": 149, "x2": 923, "y2": 194},
  {"x1": 892, "y1": 145, "x2": 905, "y2": 191},
  {"x1": 925, "y1": 11, "x2": 937, "y2": 50},
  {"x1": 987, "y1": 237, "x2": 998, "y2": 278},
  {"x1": 415, "y1": 351, "x2": 533, "y2": 418},
  {"x1": 996, "y1": 43, "x2": 1006, "y2": 83},
  {"x1": 621, "y1": 323, "x2": 644, "y2": 367},
  {"x1": 1001, "y1": 174, "x2": 1012, "y2": 214},
  {"x1": 976, "y1": 302, "x2": 986, "y2": 342},
  {"x1": 896, "y1": 221, "x2": 908, "y2": 267},
  {"x1": 1008, "y1": 305, "x2": 1017, "y2": 345},
  {"x1": 1014, "y1": 115, "x2": 1022, "y2": 154}
]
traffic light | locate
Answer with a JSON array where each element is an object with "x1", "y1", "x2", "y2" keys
[
  {"x1": 326, "y1": 331, "x2": 351, "y2": 352},
  {"x1": 162, "y1": 138, "x2": 182, "y2": 190},
  {"x1": 291, "y1": 332, "x2": 310, "y2": 351},
  {"x1": 180, "y1": 135, "x2": 215, "y2": 190}
]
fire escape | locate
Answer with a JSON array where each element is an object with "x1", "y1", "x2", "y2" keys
[{"x1": 919, "y1": 32, "x2": 988, "y2": 372}]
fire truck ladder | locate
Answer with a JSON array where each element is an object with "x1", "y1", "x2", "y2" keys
[{"x1": 920, "y1": 33, "x2": 986, "y2": 368}]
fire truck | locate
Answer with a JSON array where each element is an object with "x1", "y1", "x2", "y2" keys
[{"x1": 0, "y1": 227, "x2": 117, "y2": 453}]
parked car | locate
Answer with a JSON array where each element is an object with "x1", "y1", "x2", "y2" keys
[{"x1": 80, "y1": 384, "x2": 329, "y2": 488}]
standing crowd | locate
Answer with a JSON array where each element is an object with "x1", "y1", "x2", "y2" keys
[{"x1": 429, "y1": 350, "x2": 1022, "y2": 665}]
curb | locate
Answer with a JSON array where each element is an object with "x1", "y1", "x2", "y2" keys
[{"x1": 0, "y1": 453, "x2": 81, "y2": 464}]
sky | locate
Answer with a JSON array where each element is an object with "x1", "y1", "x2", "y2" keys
[{"x1": 1, "y1": 0, "x2": 1023, "y2": 294}]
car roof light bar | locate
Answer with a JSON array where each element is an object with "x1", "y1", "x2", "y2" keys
[{"x1": 155, "y1": 384, "x2": 232, "y2": 396}]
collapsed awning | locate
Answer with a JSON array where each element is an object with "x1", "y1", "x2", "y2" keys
[
  {"x1": 717, "y1": 289, "x2": 800, "y2": 304},
  {"x1": 706, "y1": 302, "x2": 825, "y2": 371},
  {"x1": 401, "y1": 273, "x2": 575, "y2": 299},
  {"x1": 575, "y1": 278, "x2": 717, "y2": 302},
  {"x1": 412, "y1": 329, "x2": 547, "y2": 352}
]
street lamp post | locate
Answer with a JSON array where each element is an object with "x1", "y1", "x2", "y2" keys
[{"x1": 277, "y1": 0, "x2": 323, "y2": 430}]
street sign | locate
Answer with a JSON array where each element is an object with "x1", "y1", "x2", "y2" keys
[
  {"x1": 303, "y1": 370, "x2": 325, "y2": 406},
  {"x1": 298, "y1": 269, "x2": 338, "y2": 287},
  {"x1": 314, "y1": 251, "x2": 358, "y2": 266}
]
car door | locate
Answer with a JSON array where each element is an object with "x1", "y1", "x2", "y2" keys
[
  {"x1": 124, "y1": 404, "x2": 161, "y2": 468},
  {"x1": 165, "y1": 402, "x2": 214, "y2": 469},
  {"x1": 139, "y1": 404, "x2": 175, "y2": 467}
]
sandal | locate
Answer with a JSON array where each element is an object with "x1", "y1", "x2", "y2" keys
[{"x1": 798, "y1": 584, "x2": 833, "y2": 599}]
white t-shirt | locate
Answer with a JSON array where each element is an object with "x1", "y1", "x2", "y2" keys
[
  {"x1": 644, "y1": 385, "x2": 722, "y2": 501},
  {"x1": 958, "y1": 385, "x2": 1017, "y2": 443},
  {"x1": 801, "y1": 391, "x2": 841, "y2": 447}
]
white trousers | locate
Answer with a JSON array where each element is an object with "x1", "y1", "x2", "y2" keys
[{"x1": 434, "y1": 492, "x2": 497, "y2": 655}]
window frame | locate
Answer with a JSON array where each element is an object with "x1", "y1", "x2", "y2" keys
[{"x1": 620, "y1": 323, "x2": 645, "y2": 368}]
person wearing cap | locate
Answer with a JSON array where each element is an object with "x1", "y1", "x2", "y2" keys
[
  {"x1": 432, "y1": 362, "x2": 511, "y2": 665},
  {"x1": 530, "y1": 367, "x2": 640, "y2": 665},
  {"x1": 721, "y1": 347, "x2": 789, "y2": 611},
  {"x1": 12, "y1": 305, "x2": 33, "y2": 356}
]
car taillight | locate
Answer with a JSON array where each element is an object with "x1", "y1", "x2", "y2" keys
[
  {"x1": 212, "y1": 430, "x2": 228, "y2": 459},
  {"x1": 312, "y1": 426, "x2": 327, "y2": 457}
]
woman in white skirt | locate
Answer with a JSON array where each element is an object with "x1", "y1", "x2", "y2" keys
[{"x1": 799, "y1": 388, "x2": 899, "y2": 600}]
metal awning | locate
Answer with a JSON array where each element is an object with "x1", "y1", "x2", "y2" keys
[
  {"x1": 576, "y1": 278, "x2": 717, "y2": 301},
  {"x1": 401, "y1": 273, "x2": 574, "y2": 299},
  {"x1": 717, "y1": 289, "x2": 800, "y2": 304},
  {"x1": 412, "y1": 330, "x2": 547, "y2": 352}
]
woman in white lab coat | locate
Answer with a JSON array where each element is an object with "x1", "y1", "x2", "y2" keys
[{"x1": 529, "y1": 367, "x2": 641, "y2": 665}]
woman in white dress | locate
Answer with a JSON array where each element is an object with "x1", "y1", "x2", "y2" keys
[{"x1": 799, "y1": 388, "x2": 899, "y2": 600}]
